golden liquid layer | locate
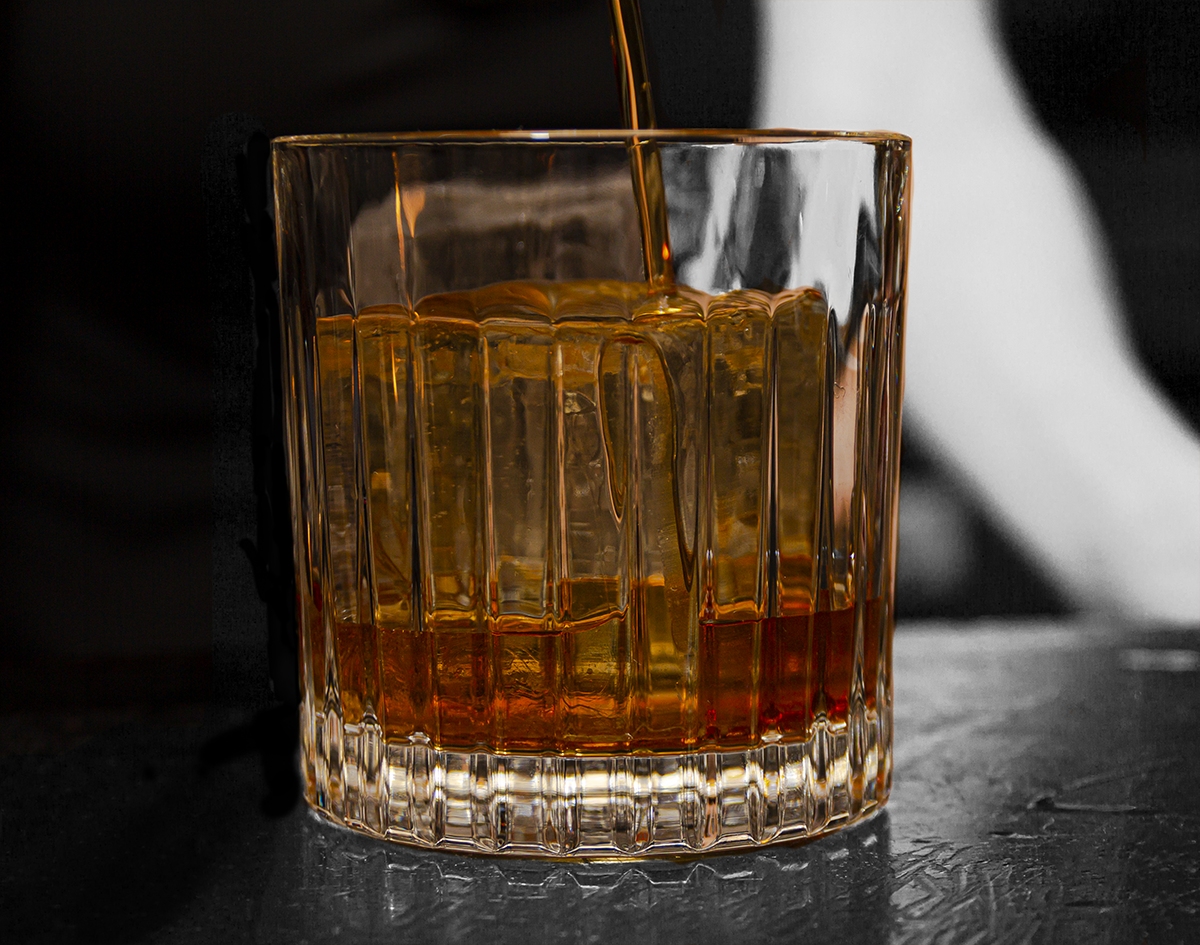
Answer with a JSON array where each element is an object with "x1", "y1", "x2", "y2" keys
[
  {"x1": 305, "y1": 280, "x2": 895, "y2": 758},
  {"x1": 324, "y1": 594, "x2": 885, "y2": 755}
]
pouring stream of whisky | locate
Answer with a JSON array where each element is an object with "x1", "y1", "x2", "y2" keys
[{"x1": 608, "y1": 0, "x2": 675, "y2": 288}]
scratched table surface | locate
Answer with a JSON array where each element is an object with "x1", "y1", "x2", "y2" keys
[{"x1": 3, "y1": 621, "x2": 1199, "y2": 944}]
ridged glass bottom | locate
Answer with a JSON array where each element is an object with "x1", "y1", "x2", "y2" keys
[{"x1": 303, "y1": 708, "x2": 891, "y2": 857}]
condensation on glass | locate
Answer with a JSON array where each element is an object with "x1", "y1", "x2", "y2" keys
[{"x1": 273, "y1": 131, "x2": 912, "y2": 857}]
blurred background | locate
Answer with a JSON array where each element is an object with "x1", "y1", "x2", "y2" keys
[{"x1": 0, "y1": 0, "x2": 1195, "y2": 711}]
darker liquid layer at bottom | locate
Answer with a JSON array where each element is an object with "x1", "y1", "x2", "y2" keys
[{"x1": 320, "y1": 597, "x2": 888, "y2": 756}]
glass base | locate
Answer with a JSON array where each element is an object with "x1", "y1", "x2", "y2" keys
[{"x1": 303, "y1": 709, "x2": 891, "y2": 858}]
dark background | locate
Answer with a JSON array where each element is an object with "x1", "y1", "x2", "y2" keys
[{"x1": 0, "y1": 0, "x2": 1195, "y2": 710}]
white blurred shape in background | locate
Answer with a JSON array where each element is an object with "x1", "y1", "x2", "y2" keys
[{"x1": 757, "y1": 0, "x2": 1200, "y2": 624}]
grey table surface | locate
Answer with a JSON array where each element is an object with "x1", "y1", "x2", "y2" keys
[{"x1": 3, "y1": 620, "x2": 1199, "y2": 944}]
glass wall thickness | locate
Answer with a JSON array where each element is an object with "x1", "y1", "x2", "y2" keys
[{"x1": 274, "y1": 131, "x2": 912, "y2": 856}]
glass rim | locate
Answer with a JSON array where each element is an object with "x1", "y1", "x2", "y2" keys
[{"x1": 271, "y1": 128, "x2": 911, "y2": 148}]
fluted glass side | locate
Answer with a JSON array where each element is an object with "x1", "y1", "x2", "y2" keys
[{"x1": 274, "y1": 131, "x2": 911, "y2": 857}]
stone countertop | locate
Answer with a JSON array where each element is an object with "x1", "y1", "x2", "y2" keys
[{"x1": 3, "y1": 620, "x2": 1198, "y2": 944}]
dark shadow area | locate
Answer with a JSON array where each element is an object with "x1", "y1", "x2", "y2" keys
[
  {"x1": 999, "y1": 0, "x2": 1200, "y2": 435},
  {"x1": 199, "y1": 703, "x2": 301, "y2": 817},
  {"x1": 0, "y1": 710, "x2": 257, "y2": 944}
]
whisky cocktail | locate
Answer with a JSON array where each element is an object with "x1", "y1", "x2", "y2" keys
[{"x1": 274, "y1": 130, "x2": 911, "y2": 855}]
